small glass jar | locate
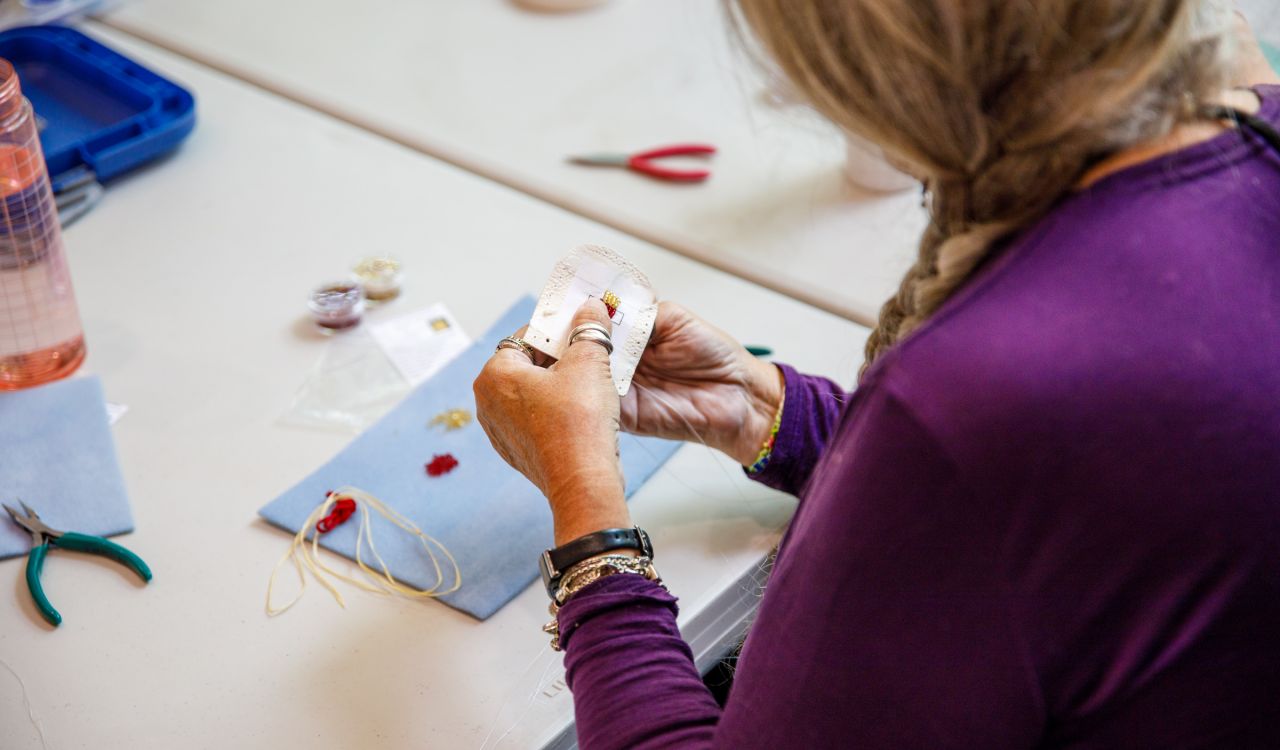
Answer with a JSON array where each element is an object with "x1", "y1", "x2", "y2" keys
[
  {"x1": 351, "y1": 256, "x2": 402, "y2": 302},
  {"x1": 308, "y1": 282, "x2": 365, "y2": 332}
]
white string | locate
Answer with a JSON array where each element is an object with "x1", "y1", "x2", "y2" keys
[
  {"x1": 485, "y1": 647, "x2": 560, "y2": 749},
  {"x1": 477, "y1": 643, "x2": 552, "y2": 750},
  {"x1": 631, "y1": 381, "x2": 751, "y2": 502},
  {"x1": 0, "y1": 656, "x2": 48, "y2": 750},
  {"x1": 265, "y1": 485, "x2": 461, "y2": 616}
]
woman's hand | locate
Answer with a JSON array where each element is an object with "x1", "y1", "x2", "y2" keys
[
  {"x1": 474, "y1": 299, "x2": 629, "y2": 546},
  {"x1": 622, "y1": 302, "x2": 783, "y2": 467}
]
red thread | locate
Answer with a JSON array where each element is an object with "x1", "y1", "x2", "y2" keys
[
  {"x1": 316, "y1": 497, "x2": 357, "y2": 533},
  {"x1": 425, "y1": 453, "x2": 459, "y2": 477}
]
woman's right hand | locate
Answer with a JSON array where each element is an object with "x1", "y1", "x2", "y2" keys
[{"x1": 621, "y1": 301, "x2": 783, "y2": 466}]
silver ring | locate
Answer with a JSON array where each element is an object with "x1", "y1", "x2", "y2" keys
[
  {"x1": 568, "y1": 324, "x2": 613, "y2": 355},
  {"x1": 496, "y1": 336, "x2": 535, "y2": 360},
  {"x1": 570, "y1": 322, "x2": 611, "y2": 341}
]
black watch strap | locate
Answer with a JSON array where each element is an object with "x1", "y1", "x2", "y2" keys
[{"x1": 540, "y1": 527, "x2": 653, "y2": 597}]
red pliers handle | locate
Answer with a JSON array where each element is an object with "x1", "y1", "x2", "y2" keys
[
  {"x1": 569, "y1": 143, "x2": 717, "y2": 183},
  {"x1": 627, "y1": 144, "x2": 716, "y2": 182}
]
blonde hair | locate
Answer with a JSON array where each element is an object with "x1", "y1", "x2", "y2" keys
[{"x1": 733, "y1": 0, "x2": 1235, "y2": 379}]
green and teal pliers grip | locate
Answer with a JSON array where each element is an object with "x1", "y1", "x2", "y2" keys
[{"x1": 3, "y1": 500, "x2": 152, "y2": 627}]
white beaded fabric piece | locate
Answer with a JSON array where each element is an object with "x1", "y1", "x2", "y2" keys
[{"x1": 529, "y1": 244, "x2": 658, "y2": 396}]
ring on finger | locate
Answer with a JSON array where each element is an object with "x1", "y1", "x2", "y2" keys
[
  {"x1": 496, "y1": 336, "x2": 536, "y2": 361},
  {"x1": 569, "y1": 322, "x2": 611, "y2": 342},
  {"x1": 568, "y1": 326, "x2": 613, "y2": 355}
]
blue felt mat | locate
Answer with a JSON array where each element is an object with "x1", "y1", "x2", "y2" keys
[
  {"x1": 259, "y1": 297, "x2": 682, "y2": 620},
  {"x1": 0, "y1": 376, "x2": 133, "y2": 559}
]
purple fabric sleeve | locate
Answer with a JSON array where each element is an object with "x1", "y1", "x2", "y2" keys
[
  {"x1": 558, "y1": 574, "x2": 720, "y2": 749},
  {"x1": 747, "y1": 363, "x2": 851, "y2": 497}
]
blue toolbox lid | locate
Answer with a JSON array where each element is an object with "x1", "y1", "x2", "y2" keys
[{"x1": 0, "y1": 25, "x2": 195, "y2": 189}]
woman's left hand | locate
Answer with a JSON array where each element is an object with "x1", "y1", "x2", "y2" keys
[{"x1": 473, "y1": 299, "x2": 629, "y2": 546}]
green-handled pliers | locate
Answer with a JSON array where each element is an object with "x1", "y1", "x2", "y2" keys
[{"x1": 3, "y1": 500, "x2": 152, "y2": 627}]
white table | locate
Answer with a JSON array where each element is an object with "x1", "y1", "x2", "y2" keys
[
  {"x1": 97, "y1": 0, "x2": 926, "y2": 324},
  {"x1": 0, "y1": 25, "x2": 869, "y2": 749}
]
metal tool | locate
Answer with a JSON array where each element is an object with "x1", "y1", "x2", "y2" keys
[
  {"x1": 4, "y1": 500, "x2": 152, "y2": 627},
  {"x1": 568, "y1": 143, "x2": 716, "y2": 182},
  {"x1": 52, "y1": 165, "x2": 105, "y2": 227}
]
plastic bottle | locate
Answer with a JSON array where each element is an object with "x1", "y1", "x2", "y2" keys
[{"x1": 0, "y1": 57, "x2": 85, "y2": 389}]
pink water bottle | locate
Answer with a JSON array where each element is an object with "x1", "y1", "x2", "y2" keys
[{"x1": 0, "y1": 58, "x2": 85, "y2": 389}]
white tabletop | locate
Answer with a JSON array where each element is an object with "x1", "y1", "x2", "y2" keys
[
  {"x1": 0, "y1": 24, "x2": 869, "y2": 749},
  {"x1": 97, "y1": 0, "x2": 926, "y2": 324}
]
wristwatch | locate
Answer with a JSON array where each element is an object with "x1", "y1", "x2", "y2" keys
[{"x1": 538, "y1": 526, "x2": 653, "y2": 597}]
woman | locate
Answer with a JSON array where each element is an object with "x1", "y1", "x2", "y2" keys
[{"x1": 474, "y1": 1, "x2": 1280, "y2": 747}]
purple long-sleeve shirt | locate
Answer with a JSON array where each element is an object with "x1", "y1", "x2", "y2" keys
[{"x1": 558, "y1": 87, "x2": 1280, "y2": 749}]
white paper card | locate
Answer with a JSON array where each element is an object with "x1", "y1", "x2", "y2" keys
[
  {"x1": 369, "y1": 303, "x2": 472, "y2": 386},
  {"x1": 527, "y1": 245, "x2": 658, "y2": 396}
]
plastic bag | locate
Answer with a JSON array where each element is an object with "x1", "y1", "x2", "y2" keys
[{"x1": 279, "y1": 330, "x2": 410, "y2": 433}]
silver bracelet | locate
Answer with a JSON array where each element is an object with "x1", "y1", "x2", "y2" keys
[
  {"x1": 541, "y1": 555, "x2": 663, "y2": 651},
  {"x1": 556, "y1": 554, "x2": 653, "y2": 603}
]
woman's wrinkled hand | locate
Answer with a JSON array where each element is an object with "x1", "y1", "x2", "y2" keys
[
  {"x1": 622, "y1": 302, "x2": 782, "y2": 467},
  {"x1": 474, "y1": 299, "x2": 629, "y2": 545}
]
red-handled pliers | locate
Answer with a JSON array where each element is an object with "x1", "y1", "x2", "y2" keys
[{"x1": 568, "y1": 143, "x2": 716, "y2": 183}]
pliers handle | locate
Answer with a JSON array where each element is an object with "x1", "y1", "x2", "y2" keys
[
  {"x1": 26, "y1": 533, "x2": 152, "y2": 626},
  {"x1": 4, "y1": 501, "x2": 152, "y2": 627},
  {"x1": 627, "y1": 144, "x2": 716, "y2": 182}
]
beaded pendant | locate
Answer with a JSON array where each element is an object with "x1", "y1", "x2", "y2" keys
[{"x1": 601, "y1": 290, "x2": 621, "y2": 319}]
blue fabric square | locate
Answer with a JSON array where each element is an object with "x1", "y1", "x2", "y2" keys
[
  {"x1": 259, "y1": 297, "x2": 681, "y2": 620},
  {"x1": 0, "y1": 376, "x2": 134, "y2": 558}
]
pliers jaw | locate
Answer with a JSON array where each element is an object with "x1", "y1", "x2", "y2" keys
[
  {"x1": 566, "y1": 153, "x2": 631, "y2": 167},
  {"x1": 3, "y1": 500, "x2": 60, "y2": 547}
]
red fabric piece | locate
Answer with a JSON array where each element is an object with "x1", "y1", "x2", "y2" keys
[{"x1": 426, "y1": 453, "x2": 459, "y2": 477}]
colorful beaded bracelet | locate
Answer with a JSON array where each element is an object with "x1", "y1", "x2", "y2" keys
[{"x1": 746, "y1": 389, "x2": 785, "y2": 475}]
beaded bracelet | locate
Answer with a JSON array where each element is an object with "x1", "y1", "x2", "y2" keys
[{"x1": 746, "y1": 389, "x2": 785, "y2": 475}]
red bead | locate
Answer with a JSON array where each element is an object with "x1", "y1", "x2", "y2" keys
[{"x1": 425, "y1": 453, "x2": 460, "y2": 477}]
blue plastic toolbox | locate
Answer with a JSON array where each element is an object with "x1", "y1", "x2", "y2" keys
[{"x1": 0, "y1": 25, "x2": 195, "y2": 192}]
